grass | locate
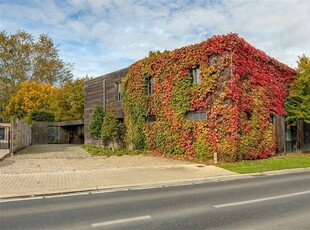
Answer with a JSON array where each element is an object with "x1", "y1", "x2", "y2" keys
[
  {"x1": 82, "y1": 144, "x2": 310, "y2": 174},
  {"x1": 82, "y1": 144, "x2": 147, "y2": 157},
  {"x1": 219, "y1": 153, "x2": 310, "y2": 174}
]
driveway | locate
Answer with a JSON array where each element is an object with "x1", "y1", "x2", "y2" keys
[
  {"x1": 0, "y1": 144, "x2": 238, "y2": 199},
  {"x1": 0, "y1": 144, "x2": 194, "y2": 174}
]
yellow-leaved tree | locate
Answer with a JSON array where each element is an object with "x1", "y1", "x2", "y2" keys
[
  {"x1": 53, "y1": 79, "x2": 85, "y2": 121},
  {"x1": 5, "y1": 81, "x2": 58, "y2": 122}
]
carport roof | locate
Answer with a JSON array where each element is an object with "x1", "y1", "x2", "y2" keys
[{"x1": 58, "y1": 120, "x2": 84, "y2": 126}]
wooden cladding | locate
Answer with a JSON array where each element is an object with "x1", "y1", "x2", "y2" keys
[{"x1": 84, "y1": 67, "x2": 128, "y2": 144}]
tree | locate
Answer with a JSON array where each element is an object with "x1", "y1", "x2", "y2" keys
[
  {"x1": 4, "y1": 79, "x2": 86, "y2": 122},
  {"x1": 53, "y1": 79, "x2": 85, "y2": 121},
  {"x1": 0, "y1": 30, "x2": 73, "y2": 120},
  {"x1": 101, "y1": 103, "x2": 121, "y2": 150},
  {"x1": 5, "y1": 81, "x2": 57, "y2": 122},
  {"x1": 30, "y1": 109, "x2": 55, "y2": 122},
  {"x1": 89, "y1": 105, "x2": 104, "y2": 144},
  {"x1": 285, "y1": 55, "x2": 310, "y2": 123}
]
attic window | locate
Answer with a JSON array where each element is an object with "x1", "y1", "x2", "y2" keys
[
  {"x1": 186, "y1": 111, "x2": 206, "y2": 121},
  {"x1": 192, "y1": 67, "x2": 201, "y2": 85}
]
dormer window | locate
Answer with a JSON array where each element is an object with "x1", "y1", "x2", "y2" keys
[{"x1": 192, "y1": 67, "x2": 201, "y2": 85}]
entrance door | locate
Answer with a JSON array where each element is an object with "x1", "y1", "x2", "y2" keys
[{"x1": 47, "y1": 126, "x2": 58, "y2": 144}]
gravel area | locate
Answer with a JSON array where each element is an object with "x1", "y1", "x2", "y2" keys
[{"x1": 0, "y1": 144, "x2": 192, "y2": 174}]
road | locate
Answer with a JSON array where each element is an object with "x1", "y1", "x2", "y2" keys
[{"x1": 1, "y1": 171, "x2": 309, "y2": 229}]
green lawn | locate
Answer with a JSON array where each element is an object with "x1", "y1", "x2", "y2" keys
[{"x1": 219, "y1": 153, "x2": 310, "y2": 174}]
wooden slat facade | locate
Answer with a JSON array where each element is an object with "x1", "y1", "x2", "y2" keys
[
  {"x1": 84, "y1": 67, "x2": 128, "y2": 144},
  {"x1": 274, "y1": 115, "x2": 285, "y2": 153}
]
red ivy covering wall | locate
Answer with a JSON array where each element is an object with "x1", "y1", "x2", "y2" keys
[{"x1": 122, "y1": 33, "x2": 296, "y2": 162}]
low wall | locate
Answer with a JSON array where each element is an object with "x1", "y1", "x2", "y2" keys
[{"x1": 11, "y1": 119, "x2": 32, "y2": 153}]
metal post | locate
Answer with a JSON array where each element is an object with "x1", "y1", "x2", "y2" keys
[{"x1": 213, "y1": 152, "x2": 218, "y2": 164}]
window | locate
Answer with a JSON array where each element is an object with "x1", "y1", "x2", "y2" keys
[
  {"x1": 269, "y1": 114, "x2": 275, "y2": 125},
  {"x1": 245, "y1": 110, "x2": 252, "y2": 120},
  {"x1": 116, "y1": 82, "x2": 122, "y2": 101},
  {"x1": 0, "y1": 128, "x2": 5, "y2": 140},
  {"x1": 185, "y1": 111, "x2": 206, "y2": 121},
  {"x1": 192, "y1": 67, "x2": 201, "y2": 85},
  {"x1": 147, "y1": 77, "x2": 154, "y2": 95},
  {"x1": 145, "y1": 115, "x2": 156, "y2": 123}
]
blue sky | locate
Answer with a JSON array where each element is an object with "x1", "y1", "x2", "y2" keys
[{"x1": 1, "y1": 0, "x2": 310, "y2": 79}]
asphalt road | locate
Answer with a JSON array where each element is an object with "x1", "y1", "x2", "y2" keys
[{"x1": 1, "y1": 171, "x2": 309, "y2": 230}]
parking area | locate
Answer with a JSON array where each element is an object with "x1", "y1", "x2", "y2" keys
[{"x1": 0, "y1": 144, "x2": 192, "y2": 174}]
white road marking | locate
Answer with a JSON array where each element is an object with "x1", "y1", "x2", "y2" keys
[
  {"x1": 91, "y1": 215, "x2": 151, "y2": 227},
  {"x1": 214, "y1": 190, "x2": 310, "y2": 208}
]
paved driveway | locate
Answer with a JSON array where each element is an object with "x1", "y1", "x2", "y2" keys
[
  {"x1": 0, "y1": 144, "x2": 193, "y2": 174},
  {"x1": 0, "y1": 144, "x2": 239, "y2": 199}
]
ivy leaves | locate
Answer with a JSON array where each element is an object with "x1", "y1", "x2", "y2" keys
[{"x1": 122, "y1": 33, "x2": 295, "y2": 161}]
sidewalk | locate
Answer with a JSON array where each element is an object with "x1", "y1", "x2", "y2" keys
[
  {"x1": 0, "y1": 144, "x2": 245, "y2": 199},
  {"x1": 0, "y1": 149, "x2": 10, "y2": 161},
  {"x1": 0, "y1": 164, "x2": 239, "y2": 199},
  {"x1": 2, "y1": 144, "x2": 308, "y2": 199}
]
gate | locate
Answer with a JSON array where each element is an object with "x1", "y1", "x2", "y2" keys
[
  {"x1": 0, "y1": 126, "x2": 10, "y2": 149},
  {"x1": 47, "y1": 126, "x2": 58, "y2": 144}
]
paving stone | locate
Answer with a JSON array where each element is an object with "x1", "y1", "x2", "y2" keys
[{"x1": 0, "y1": 144, "x2": 237, "y2": 199}]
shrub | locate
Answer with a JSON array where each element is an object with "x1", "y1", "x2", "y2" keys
[
  {"x1": 101, "y1": 103, "x2": 121, "y2": 150},
  {"x1": 89, "y1": 105, "x2": 104, "y2": 143}
]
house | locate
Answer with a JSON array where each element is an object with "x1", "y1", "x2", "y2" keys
[
  {"x1": 85, "y1": 33, "x2": 302, "y2": 161},
  {"x1": 84, "y1": 68, "x2": 128, "y2": 146}
]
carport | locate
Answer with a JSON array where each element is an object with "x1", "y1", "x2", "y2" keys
[
  {"x1": 58, "y1": 120, "x2": 84, "y2": 144},
  {"x1": 32, "y1": 120, "x2": 84, "y2": 144}
]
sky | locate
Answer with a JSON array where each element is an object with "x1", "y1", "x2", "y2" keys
[{"x1": 1, "y1": 0, "x2": 310, "y2": 79}]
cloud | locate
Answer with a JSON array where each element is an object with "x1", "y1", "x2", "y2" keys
[{"x1": 1, "y1": 0, "x2": 310, "y2": 78}]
